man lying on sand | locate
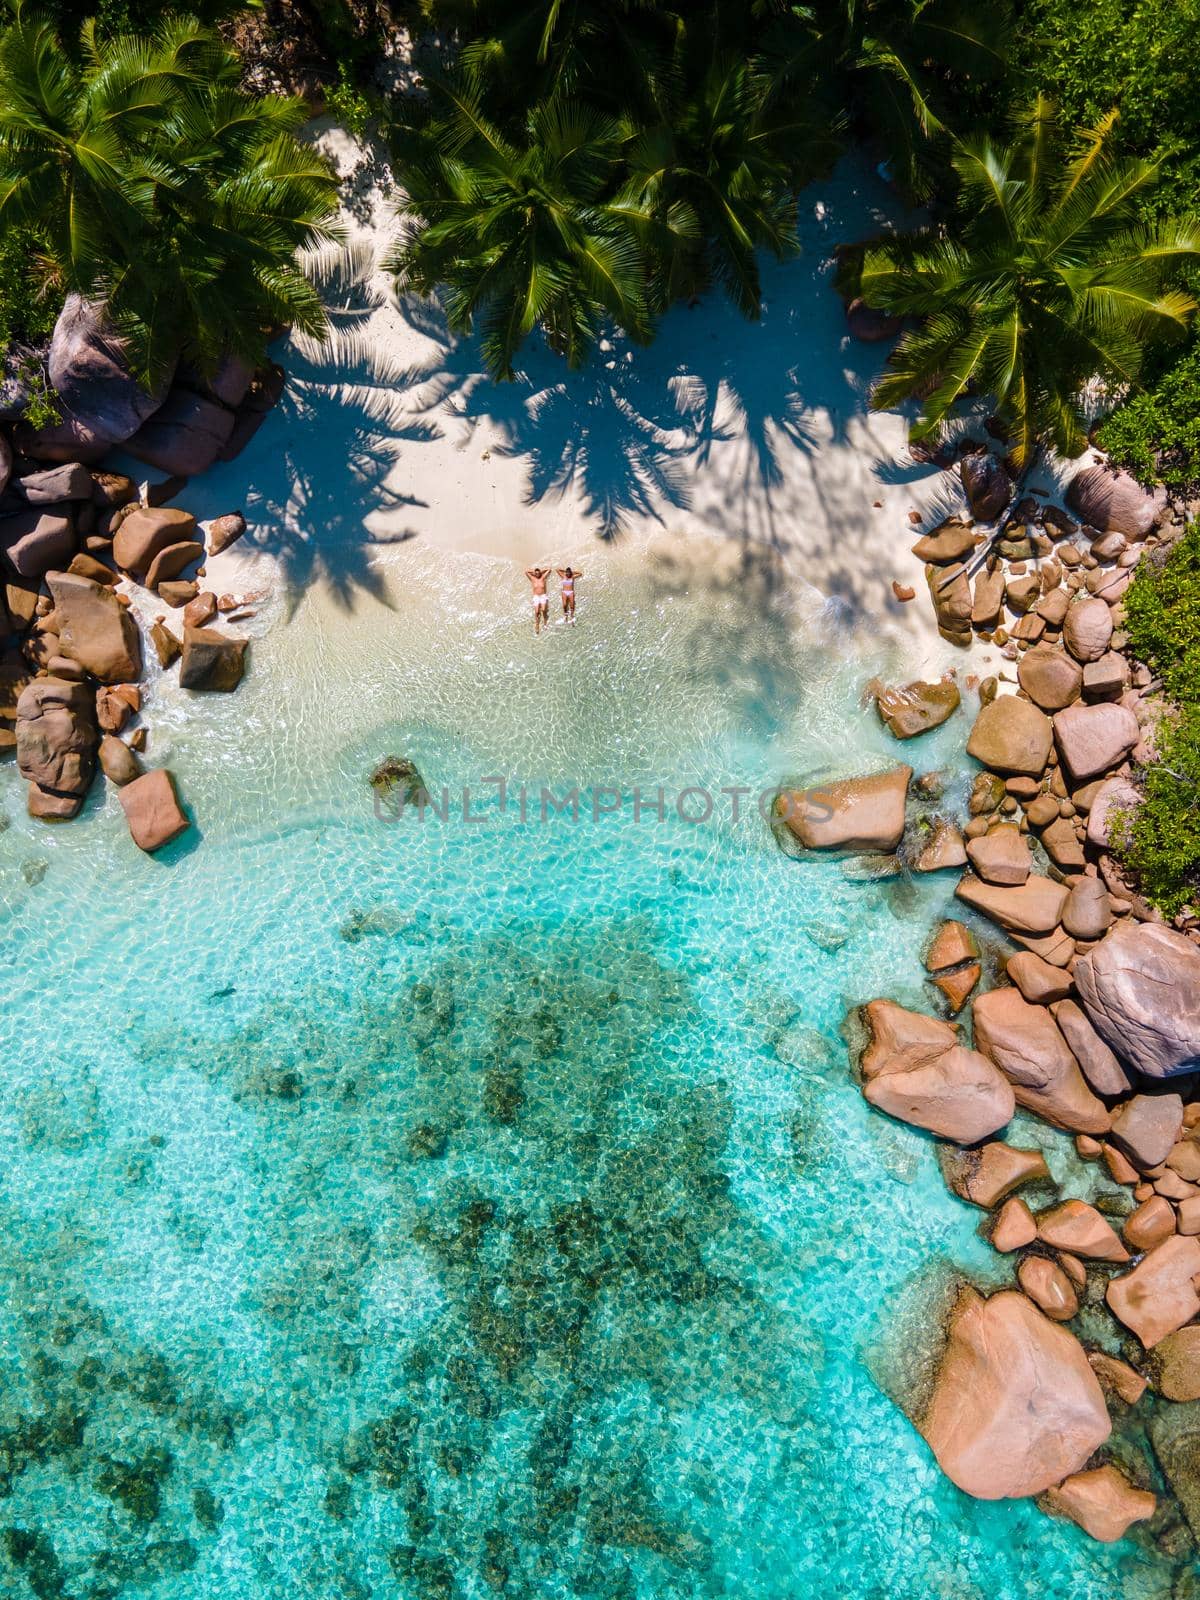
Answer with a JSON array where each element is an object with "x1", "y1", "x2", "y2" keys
[{"x1": 525, "y1": 566, "x2": 553, "y2": 634}]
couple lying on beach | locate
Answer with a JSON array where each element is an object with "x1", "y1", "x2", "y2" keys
[{"x1": 524, "y1": 566, "x2": 582, "y2": 633}]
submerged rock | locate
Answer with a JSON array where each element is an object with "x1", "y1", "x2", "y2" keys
[
  {"x1": 856, "y1": 999, "x2": 1014, "y2": 1143},
  {"x1": 918, "y1": 1287, "x2": 1110, "y2": 1499},
  {"x1": 778, "y1": 767, "x2": 911, "y2": 853},
  {"x1": 370, "y1": 756, "x2": 429, "y2": 809}
]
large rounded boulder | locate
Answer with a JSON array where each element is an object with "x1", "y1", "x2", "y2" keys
[
  {"x1": 966, "y1": 696, "x2": 1052, "y2": 777},
  {"x1": 48, "y1": 294, "x2": 172, "y2": 445},
  {"x1": 1066, "y1": 464, "x2": 1165, "y2": 538},
  {"x1": 1075, "y1": 923, "x2": 1200, "y2": 1078},
  {"x1": 919, "y1": 1287, "x2": 1111, "y2": 1500}
]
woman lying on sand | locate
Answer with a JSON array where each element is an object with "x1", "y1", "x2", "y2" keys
[{"x1": 557, "y1": 566, "x2": 582, "y2": 624}]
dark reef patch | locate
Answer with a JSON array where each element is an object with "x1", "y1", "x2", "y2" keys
[{"x1": 121, "y1": 912, "x2": 824, "y2": 1596}]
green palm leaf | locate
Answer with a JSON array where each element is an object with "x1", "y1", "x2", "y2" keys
[{"x1": 863, "y1": 101, "x2": 1200, "y2": 467}]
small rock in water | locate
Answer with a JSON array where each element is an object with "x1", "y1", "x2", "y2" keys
[
  {"x1": 369, "y1": 756, "x2": 429, "y2": 811},
  {"x1": 873, "y1": 678, "x2": 960, "y2": 740},
  {"x1": 21, "y1": 858, "x2": 48, "y2": 885}
]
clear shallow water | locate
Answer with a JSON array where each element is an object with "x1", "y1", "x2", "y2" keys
[{"x1": 0, "y1": 411, "x2": 1186, "y2": 1597}]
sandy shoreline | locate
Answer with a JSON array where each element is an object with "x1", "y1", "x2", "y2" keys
[{"x1": 139, "y1": 124, "x2": 1014, "y2": 694}]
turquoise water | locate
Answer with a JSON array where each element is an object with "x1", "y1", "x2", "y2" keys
[
  {"x1": 0, "y1": 551, "x2": 1186, "y2": 1599},
  {"x1": 0, "y1": 202, "x2": 1188, "y2": 1590}
]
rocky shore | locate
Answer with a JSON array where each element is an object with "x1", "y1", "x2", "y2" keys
[
  {"x1": 1, "y1": 299, "x2": 272, "y2": 851},
  {"x1": 779, "y1": 449, "x2": 1200, "y2": 1546}
]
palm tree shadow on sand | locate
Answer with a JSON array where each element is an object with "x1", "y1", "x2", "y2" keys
[
  {"x1": 222, "y1": 170, "x2": 908, "y2": 606},
  {"x1": 393, "y1": 286, "x2": 831, "y2": 543},
  {"x1": 385, "y1": 165, "x2": 907, "y2": 546},
  {"x1": 237, "y1": 243, "x2": 442, "y2": 617}
]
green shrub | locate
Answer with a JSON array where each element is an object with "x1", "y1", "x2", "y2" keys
[
  {"x1": 327, "y1": 62, "x2": 376, "y2": 138},
  {"x1": 0, "y1": 224, "x2": 58, "y2": 354},
  {"x1": 1116, "y1": 525, "x2": 1200, "y2": 913},
  {"x1": 1016, "y1": 0, "x2": 1200, "y2": 218},
  {"x1": 1097, "y1": 340, "x2": 1200, "y2": 492}
]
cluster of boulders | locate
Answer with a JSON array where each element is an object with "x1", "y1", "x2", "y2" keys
[
  {"x1": 776, "y1": 459, "x2": 1200, "y2": 1545},
  {"x1": 1, "y1": 460, "x2": 256, "y2": 850},
  {"x1": 6, "y1": 295, "x2": 283, "y2": 475},
  {"x1": 1, "y1": 297, "x2": 277, "y2": 851},
  {"x1": 908, "y1": 447, "x2": 1168, "y2": 661}
]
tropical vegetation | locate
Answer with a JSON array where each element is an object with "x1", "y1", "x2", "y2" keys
[
  {"x1": 1097, "y1": 344, "x2": 1200, "y2": 493},
  {"x1": 1116, "y1": 525, "x2": 1200, "y2": 916},
  {"x1": 0, "y1": 1, "x2": 341, "y2": 383},
  {"x1": 386, "y1": 0, "x2": 1015, "y2": 377},
  {"x1": 858, "y1": 100, "x2": 1200, "y2": 467}
]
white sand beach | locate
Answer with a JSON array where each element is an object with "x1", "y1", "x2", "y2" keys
[{"x1": 157, "y1": 123, "x2": 1010, "y2": 698}]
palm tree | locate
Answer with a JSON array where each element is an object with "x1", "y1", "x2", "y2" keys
[
  {"x1": 420, "y1": 0, "x2": 677, "y2": 124},
  {"x1": 388, "y1": 82, "x2": 651, "y2": 378},
  {"x1": 0, "y1": 4, "x2": 341, "y2": 384},
  {"x1": 617, "y1": 36, "x2": 832, "y2": 319},
  {"x1": 756, "y1": 0, "x2": 1010, "y2": 199},
  {"x1": 859, "y1": 100, "x2": 1200, "y2": 465}
]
